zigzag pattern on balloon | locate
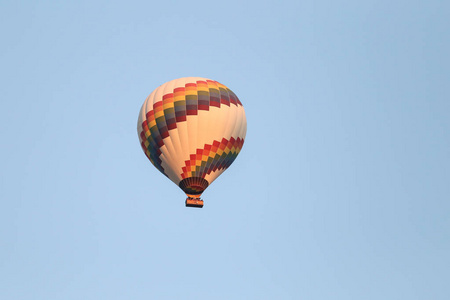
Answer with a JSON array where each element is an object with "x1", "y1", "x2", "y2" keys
[
  {"x1": 180, "y1": 137, "x2": 245, "y2": 180},
  {"x1": 139, "y1": 80, "x2": 243, "y2": 176}
]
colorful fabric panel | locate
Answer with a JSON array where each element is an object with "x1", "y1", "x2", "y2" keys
[{"x1": 181, "y1": 137, "x2": 245, "y2": 180}]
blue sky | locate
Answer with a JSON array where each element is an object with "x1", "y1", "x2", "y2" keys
[{"x1": 1, "y1": 1, "x2": 449, "y2": 299}]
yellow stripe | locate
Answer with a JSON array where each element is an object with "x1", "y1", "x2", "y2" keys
[
  {"x1": 185, "y1": 90, "x2": 197, "y2": 95},
  {"x1": 197, "y1": 86, "x2": 209, "y2": 92},
  {"x1": 163, "y1": 103, "x2": 174, "y2": 110},
  {"x1": 155, "y1": 111, "x2": 164, "y2": 118},
  {"x1": 174, "y1": 95, "x2": 186, "y2": 101}
]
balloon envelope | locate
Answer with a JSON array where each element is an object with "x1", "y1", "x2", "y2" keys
[{"x1": 137, "y1": 77, "x2": 247, "y2": 200}]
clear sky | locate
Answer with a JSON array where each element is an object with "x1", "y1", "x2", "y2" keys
[{"x1": 1, "y1": 1, "x2": 449, "y2": 299}]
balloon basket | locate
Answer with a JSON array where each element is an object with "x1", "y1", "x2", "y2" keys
[{"x1": 185, "y1": 197, "x2": 204, "y2": 208}]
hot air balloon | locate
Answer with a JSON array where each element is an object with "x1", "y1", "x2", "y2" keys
[{"x1": 137, "y1": 77, "x2": 247, "y2": 208}]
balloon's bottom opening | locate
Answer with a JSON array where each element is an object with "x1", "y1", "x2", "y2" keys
[{"x1": 179, "y1": 177, "x2": 209, "y2": 195}]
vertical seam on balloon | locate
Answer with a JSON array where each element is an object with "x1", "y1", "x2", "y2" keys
[
  {"x1": 145, "y1": 92, "x2": 167, "y2": 176},
  {"x1": 155, "y1": 82, "x2": 182, "y2": 182},
  {"x1": 229, "y1": 94, "x2": 244, "y2": 147},
  {"x1": 238, "y1": 106, "x2": 247, "y2": 142},
  {"x1": 197, "y1": 80, "x2": 215, "y2": 177},
  {"x1": 166, "y1": 80, "x2": 188, "y2": 182},
  {"x1": 221, "y1": 88, "x2": 237, "y2": 147},
  {"x1": 188, "y1": 83, "x2": 199, "y2": 171},
  {"x1": 141, "y1": 108, "x2": 162, "y2": 174},
  {"x1": 140, "y1": 95, "x2": 161, "y2": 171},
  {"x1": 179, "y1": 81, "x2": 192, "y2": 161}
]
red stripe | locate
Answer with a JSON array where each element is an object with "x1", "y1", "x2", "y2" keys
[
  {"x1": 176, "y1": 115, "x2": 186, "y2": 122},
  {"x1": 162, "y1": 93, "x2": 173, "y2": 100},
  {"x1": 161, "y1": 131, "x2": 169, "y2": 139}
]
